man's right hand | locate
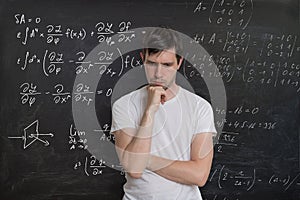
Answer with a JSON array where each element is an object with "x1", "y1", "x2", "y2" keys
[{"x1": 146, "y1": 85, "x2": 167, "y2": 113}]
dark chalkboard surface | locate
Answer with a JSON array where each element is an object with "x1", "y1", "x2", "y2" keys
[{"x1": 0, "y1": 0, "x2": 299, "y2": 199}]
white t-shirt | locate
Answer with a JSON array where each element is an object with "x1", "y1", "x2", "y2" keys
[{"x1": 110, "y1": 86, "x2": 217, "y2": 200}]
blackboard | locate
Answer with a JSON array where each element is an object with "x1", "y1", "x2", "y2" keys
[{"x1": 0, "y1": 0, "x2": 299, "y2": 199}]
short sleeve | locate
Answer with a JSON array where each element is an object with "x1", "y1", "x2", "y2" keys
[
  {"x1": 193, "y1": 99, "x2": 217, "y2": 135},
  {"x1": 110, "y1": 96, "x2": 137, "y2": 133}
]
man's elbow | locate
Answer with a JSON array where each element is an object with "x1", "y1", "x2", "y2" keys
[
  {"x1": 195, "y1": 171, "x2": 209, "y2": 187},
  {"x1": 196, "y1": 178, "x2": 208, "y2": 187}
]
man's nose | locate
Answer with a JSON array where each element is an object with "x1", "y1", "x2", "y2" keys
[{"x1": 154, "y1": 65, "x2": 163, "y2": 78}]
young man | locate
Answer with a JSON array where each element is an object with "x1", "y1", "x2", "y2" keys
[{"x1": 110, "y1": 27, "x2": 217, "y2": 200}]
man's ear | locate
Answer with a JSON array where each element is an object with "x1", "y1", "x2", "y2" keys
[
  {"x1": 177, "y1": 57, "x2": 183, "y2": 70},
  {"x1": 140, "y1": 52, "x2": 144, "y2": 62}
]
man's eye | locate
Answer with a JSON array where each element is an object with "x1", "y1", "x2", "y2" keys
[
  {"x1": 162, "y1": 64, "x2": 171, "y2": 68},
  {"x1": 147, "y1": 62, "x2": 157, "y2": 67}
]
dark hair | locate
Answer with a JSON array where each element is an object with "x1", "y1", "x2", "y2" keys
[{"x1": 142, "y1": 27, "x2": 183, "y2": 64}]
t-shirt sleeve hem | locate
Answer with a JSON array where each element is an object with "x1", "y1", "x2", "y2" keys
[
  {"x1": 193, "y1": 129, "x2": 217, "y2": 135},
  {"x1": 110, "y1": 125, "x2": 137, "y2": 134}
]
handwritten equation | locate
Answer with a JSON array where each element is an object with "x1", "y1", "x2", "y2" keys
[
  {"x1": 15, "y1": 13, "x2": 135, "y2": 46},
  {"x1": 209, "y1": 165, "x2": 300, "y2": 192},
  {"x1": 19, "y1": 82, "x2": 113, "y2": 106},
  {"x1": 194, "y1": 0, "x2": 253, "y2": 30},
  {"x1": 6, "y1": 5, "x2": 299, "y2": 199},
  {"x1": 17, "y1": 49, "x2": 141, "y2": 77},
  {"x1": 183, "y1": 52, "x2": 300, "y2": 92}
]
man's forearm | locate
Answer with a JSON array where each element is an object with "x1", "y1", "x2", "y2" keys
[
  {"x1": 121, "y1": 110, "x2": 155, "y2": 176},
  {"x1": 147, "y1": 154, "x2": 212, "y2": 186}
]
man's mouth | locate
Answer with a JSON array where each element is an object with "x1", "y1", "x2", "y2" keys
[
  {"x1": 153, "y1": 82, "x2": 164, "y2": 85},
  {"x1": 149, "y1": 82, "x2": 168, "y2": 90}
]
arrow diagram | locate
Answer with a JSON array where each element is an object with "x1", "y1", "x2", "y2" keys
[{"x1": 8, "y1": 119, "x2": 54, "y2": 149}]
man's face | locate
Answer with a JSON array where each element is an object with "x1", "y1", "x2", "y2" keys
[{"x1": 143, "y1": 48, "x2": 182, "y2": 89}]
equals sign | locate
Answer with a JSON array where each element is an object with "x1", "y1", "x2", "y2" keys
[{"x1": 97, "y1": 90, "x2": 103, "y2": 94}]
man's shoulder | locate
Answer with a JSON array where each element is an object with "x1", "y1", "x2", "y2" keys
[{"x1": 179, "y1": 87, "x2": 211, "y2": 107}]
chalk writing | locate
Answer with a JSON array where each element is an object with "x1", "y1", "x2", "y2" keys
[
  {"x1": 8, "y1": 119, "x2": 54, "y2": 149},
  {"x1": 74, "y1": 155, "x2": 106, "y2": 176}
]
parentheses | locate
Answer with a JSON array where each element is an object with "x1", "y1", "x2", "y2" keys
[
  {"x1": 283, "y1": 175, "x2": 291, "y2": 186},
  {"x1": 274, "y1": 61, "x2": 281, "y2": 87},
  {"x1": 284, "y1": 173, "x2": 300, "y2": 192},
  {"x1": 288, "y1": 35, "x2": 297, "y2": 58},
  {"x1": 82, "y1": 28, "x2": 86, "y2": 40},
  {"x1": 247, "y1": 168, "x2": 256, "y2": 191},
  {"x1": 218, "y1": 165, "x2": 225, "y2": 189},
  {"x1": 259, "y1": 33, "x2": 267, "y2": 57},
  {"x1": 84, "y1": 157, "x2": 89, "y2": 176},
  {"x1": 117, "y1": 48, "x2": 124, "y2": 76},
  {"x1": 242, "y1": 58, "x2": 249, "y2": 82},
  {"x1": 242, "y1": 0, "x2": 254, "y2": 30},
  {"x1": 233, "y1": 53, "x2": 237, "y2": 69},
  {"x1": 244, "y1": 33, "x2": 251, "y2": 54},
  {"x1": 222, "y1": 31, "x2": 229, "y2": 52},
  {"x1": 226, "y1": 54, "x2": 235, "y2": 82},
  {"x1": 268, "y1": 174, "x2": 275, "y2": 184},
  {"x1": 70, "y1": 29, "x2": 73, "y2": 39},
  {"x1": 43, "y1": 50, "x2": 49, "y2": 76},
  {"x1": 209, "y1": 0, "x2": 217, "y2": 23},
  {"x1": 226, "y1": 68, "x2": 235, "y2": 83}
]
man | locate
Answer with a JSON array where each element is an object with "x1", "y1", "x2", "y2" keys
[{"x1": 110, "y1": 27, "x2": 217, "y2": 200}]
